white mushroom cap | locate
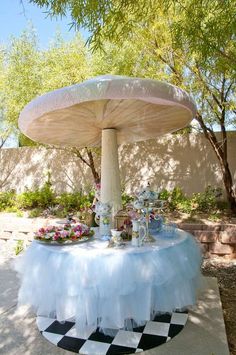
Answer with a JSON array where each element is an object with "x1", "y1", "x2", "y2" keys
[{"x1": 19, "y1": 75, "x2": 196, "y2": 147}]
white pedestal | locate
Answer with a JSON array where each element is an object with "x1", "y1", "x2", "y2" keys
[{"x1": 100, "y1": 128, "x2": 122, "y2": 224}]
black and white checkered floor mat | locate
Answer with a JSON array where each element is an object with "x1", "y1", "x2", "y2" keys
[{"x1": 37, "y1": 311, "x2": 188, "y2": 354}]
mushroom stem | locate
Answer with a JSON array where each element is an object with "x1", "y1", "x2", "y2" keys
[{"x1": 100, "y1": 128, "x2": 122, "y2": 224}]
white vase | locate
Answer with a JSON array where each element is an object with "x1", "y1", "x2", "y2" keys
[
  {"x1": 111, "y1": 229, "x2": 123, "y2": 246},
  {"x1": 131, "y1": 220, "x2": 140, "y2": 247}
]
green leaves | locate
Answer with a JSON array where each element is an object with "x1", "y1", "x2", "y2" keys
[
  {"x1": 29, "y1": 0, "x2": 236, "y2": 70},
  {"x1": 3, "y1": 29, "x2": 41, "y2": 129},
  {"x1": 0, "y1": 28, "x2": 93, "y2": 145}
]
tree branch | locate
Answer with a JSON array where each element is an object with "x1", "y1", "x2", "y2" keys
[
  {"x1": 224, "y1": 82, "x2": 233, "y2": 101},
  {"x1": 205, "y1": 98, "x2": 221, "y2": 122},
  {"x1": 0, "y1": 137, "x2": 8, "y2": 149},
  {"x1": 195, "y1": 112, "x2": 224, "y2": 164},
  {"x1": 153, "y1": 38, "x2": 183, "y2": 84},
  {"x1": 195, "y1": 65, "x2": 222, "y2": 110},
  {"x1": 71, "y1": 148, "x2": 90, "y2": 167}
]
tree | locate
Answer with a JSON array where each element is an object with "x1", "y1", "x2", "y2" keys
[
  {"x1": 4, "y1": 28, "x2": 42, "y2": 127},
  {"x1": 0, "y1": 28, "x2": 101, "y2": 184},
  {"x1": 40, "y1": 31, "x2": 92, "y2": 91},
  {"x1": 29, "y1": 0, "x2": 236, "y2": 68},
  {"x1": 29, "y1": 0, "x2": 236, "y2": 213},
  {"x1": 0, "y1": 46, "x2": 14, "y2": 148}
]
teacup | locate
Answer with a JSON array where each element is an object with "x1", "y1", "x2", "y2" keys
[{"x1": 133, "y1": 199, "x2": 144, "y2": 210}]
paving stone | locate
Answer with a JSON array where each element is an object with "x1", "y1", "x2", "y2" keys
[
  {"x1": 12, "y1": 232, "x2": 33, "y2": 241},
  {"x1": 0, "y1": 231, "x2": 13, "y2": 240}
]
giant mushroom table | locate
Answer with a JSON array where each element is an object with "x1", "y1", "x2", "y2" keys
[
  {"x1": 19, "y1": 75, "x2": 196, "y2": 219},
  {"x1": 17, "y1": 75, "x2": 201, "y2": 353}
]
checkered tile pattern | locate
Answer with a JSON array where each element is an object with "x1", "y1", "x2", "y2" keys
[{"x1": 37, "y1": 311, "x2": 188, "y2": 354}]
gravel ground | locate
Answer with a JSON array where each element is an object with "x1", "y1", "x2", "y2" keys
[{"x1": 202, "y1": 258, "x2": 236, "y2": 355}]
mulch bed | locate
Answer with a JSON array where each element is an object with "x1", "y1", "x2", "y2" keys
[{"x1": 202, "y1": 258, "x2": 236, "y2": 355}]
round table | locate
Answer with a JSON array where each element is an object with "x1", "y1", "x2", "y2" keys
[{"x1": 15, "y1": 229, "x2": 201, "y2": 334}]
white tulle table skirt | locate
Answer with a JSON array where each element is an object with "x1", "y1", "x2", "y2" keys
[{"x1": 15, "y1": 229, "x2": 201, "y2": 334}]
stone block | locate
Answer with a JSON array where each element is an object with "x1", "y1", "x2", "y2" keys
[
  {"x1": 209, "y1": 241, "x2": 234, "y2": 255},
  {"x1": 219, "y1": 231, "x2": 236, "y2": 244},
  {"x1": 203, "y1": 225, "x2": 221, "y2": 231},
  {"x1": 178, "y1": 224, "x2": 221, "y2": 232},
  {"x1": 192, "y1": 232, "x2": 202, "y2": 242},
  {"x1": 221, "y1": 224, "x2": 236, "y2": 233},
  {"x1": 223, "y1": 253, "x2": 236, "y2": 260},
  {"x1": 193, "y1": 231, "x2": 218, "y2": 243},
  {"x1": 13, "y1": 231, "x2": 34, "y2": 241},
  {"x1": 178, "y1": 224, "x2": 203, "y2": 231}
]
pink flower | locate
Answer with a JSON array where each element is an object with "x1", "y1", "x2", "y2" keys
[
  {"x1": 38, "y1": 228, "x2": 45, "y2": 233},
  {"x1": 62, "y1": 230, "x2": 69, "y2": 238},
  {"x1": 35, "y1": 222, "x2": 91, "y2": 243},
  {"x1": 73, "y1": 225, "x2": 82, "y2": 233},
  {"x1": 74, "y1": 231, "x2": 82, "y2": 238}
]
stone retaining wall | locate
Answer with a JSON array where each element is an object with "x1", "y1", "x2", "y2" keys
[
  {"x1": 0, "y1": 214, "x2": 235, "y2": 259},
  {"x1": 179, "y1": 223, "x2": 236, "y2": 258}
]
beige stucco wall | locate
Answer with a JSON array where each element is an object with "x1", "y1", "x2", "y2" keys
[{"x1": 0, "y1": 132, "x2": 235, "y2": 196}]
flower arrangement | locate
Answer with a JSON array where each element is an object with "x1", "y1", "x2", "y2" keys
[{"x1": 34, "y1": 223, "x2": 94, "y2": 244}]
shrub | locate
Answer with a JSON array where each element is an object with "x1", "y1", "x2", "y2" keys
[
  {"x1": 28, "y1": 208, "x2": 44, "y2": 218},
  {"x1": 16, "y1": 182, "x2": 56, "y2": 209},
  {"x1": 191, "y1": 186, "x2": 222, "y2": 212},
  {"x1": 55, "y1": 192, "x2": 81, "y2": 211},
  {"x1": 56, "y1": 191, "x2": 94, "y2": 212},
  {"x1": 0, "y1": 184, "x2": 226, "y2": 218},
  {"x1": 16, "y1": 210, "x2": 24, "y2": 217},
  {"x1": 54, "y1": 208, "x2": 68, "y2": 218},
  {"x1": 164, "y1": 185, "x2": 223, "y2": 214},
  {"x1": 4, "y1": 206, "x2": 19, "y2": 213},
  {"x1": 166, "y1": 187, "x2": 187, "y2": 211},
  {"x1": 0, "y1": 191, "x2": 16, "y2": 211},
  {"x1": 158, "y1": 189, "x2": 170, "y2": 200},
  {"x1": 78, "y1": 192, "x2": 94, "y2": 210}
]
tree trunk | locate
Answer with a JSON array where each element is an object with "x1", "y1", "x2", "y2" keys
[
  {"x1": 196, "y1": 112, "x2": 236, "y2": 215},
  {"x1": 86, "y1": 148, "x2": 100, "y2": 184},
  {"x1": 221, "y1": 161, "x2": 236, "y2": 214},
  {"x1": 72, "y1": 147, "x2": 100, "y2": 185}
]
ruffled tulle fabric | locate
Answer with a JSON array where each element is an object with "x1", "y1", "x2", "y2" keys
[{"x1": 14, "y1": 229, "x2": 201, "y2": 334}]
